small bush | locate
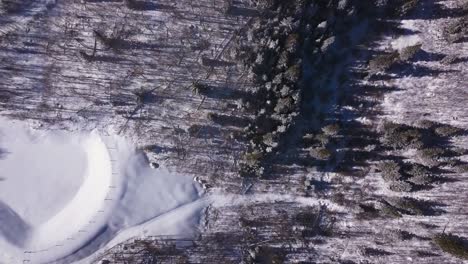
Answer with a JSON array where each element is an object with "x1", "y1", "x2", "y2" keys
[
  {"x1": 416, "y1": 119, "x2": 437, "y2": 129},
  {"x1": 191, "y1": 81, "x2": 209, "y2": 95},
  {"x1": 434, "y1": 124, "x2": 463, "y2": 137},
  {"x1": 389, "y1": 180, "x2": 413, "y2": 192},
  {"x1": 274, "y1": 97, "x2": 294, "y2": 114},
  {"x1": 133, "y1": 88, "x2": 153, "y2": 105},
  {"x1": 322, "y1": 123, "x2": 340, "y2": 136},
  {"x1": 1, "y1": 0, "x2": 26, "y2": 13},
  {"x1": 310, "y1": 147, "x2": 332, "y2": 160},
  {"x1": 397, "y1": 0, "x2": 419, "y2": 16},
  {"x1": 380, "y1": 203, "x2": 402, "y2": 218},
  {"x1": 407, "y1": 163, "x2": 433, "y2": 185},
  {"x1": 434, "y1": 233, "x2": 468, "y2": 260},
  {"x1": 454, "y1": 163, "x2": 468, "y2": 173},
  {"x1": 285, "y1": 33, "x2": 300, "y2": 53},
  {"x1": 284, "y1": 64, "x2": 301, "y2": 83},
  {"x1": 369, "y1": 52, "x2": 399, "y2": 72},
  {"x1": 399, "y1": 44, "x2": 422, "y2": 61},
  {"x1": 381, "y1": 121, "x2": 423, "y2": 149},
  {"x1": 378, "y1": 161, "x2": 402, "y2": 182},
  {"x1": 243, "y1": 150, "x2": 263, "y2": 166},
  {"x1": 440, "y1": 55, "x2": 458, "y2": 65},
  {"x1": 262, "y1": 133, "x2": 278, "y2": 148},
  {"x1": 357, "y1": 203, "x2": 380, "y2": 220},
  {"x1": 388, "y1": 197, "x2": 441, "y2": 216},
  {"x1": 419, "y1": 147, "x2": 445, "y2": 166},
  {"x1": 315, "y1": 133, "x2": 330, "y2": 146}
]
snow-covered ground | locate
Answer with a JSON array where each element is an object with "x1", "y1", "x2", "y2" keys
[{"x1": 0, "y1": 117, "x2": 205, "y2": 264}]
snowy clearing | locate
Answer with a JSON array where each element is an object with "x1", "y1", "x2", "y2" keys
[{"x1": 0, "y1": 118, "x2": 204, "y2": 264}]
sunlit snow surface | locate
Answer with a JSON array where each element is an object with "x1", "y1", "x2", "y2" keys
[{"x1": 0, "y1": 118, "x2": 205, "y2": 264}]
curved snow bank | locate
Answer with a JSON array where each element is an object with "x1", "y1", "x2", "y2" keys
[{"x1": 0, "y1": 118, "x2": 204, "y2": 264}]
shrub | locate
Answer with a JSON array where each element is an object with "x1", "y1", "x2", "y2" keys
[
  {"x1": 315, "y1": 133, "x2": 330, "y2": 146},
  {"x1": 369, "y1": 52, "x2": 399, "y2": 72},
  {"x1": 322, "y1": 123, "x2": 340, "y2": 136},
  {"x1": 399, "y1": 44, "x2": 422, "y2": 61},
  {"x1": 454, "y1": 163, "x2": 468, "y2": 173},
  {"x1": 443, "y1": 16, "x2": 468, "y2": 43},
  {"x1": 133, "y1": 88, "x2": 153, "y2": 105},
  {"x1": 251, "y1": 246, "x2": 285, "y2": 264},
  {"x1": 243, "y1": 150, "x2": 263, "y2": 167},
  {"x1": 433, "y1": 233, "x2": 468, "y2": 260},
  {"x1": 378, "y1": 161, "x2": 402, "y2": 182},
  {"x1": 388, "y1": 197, "x2": 440, "y2": 216},
  {"x1": 381, "y1": 121, "x2": 423, "y2": 149},
  {"x1": 188, "y1": 124, "x2": 202, "y2": 137},
  {"x1": 407, "y1": 163, "x2": 433, "y2": 185},
  {"x1": 262, "y1": 133, "x2": 279, "y2": 148},
  {"x1": 440, "y1": 55, "x2": 458, "y2": 65},
  {"x1": 416, "y1": 119, "x2": 437, "y2": 129},
  {"x1": 397, "y1": 0, "x2": 419, "y2": 16},
  {"x1": 310, "y1": 147, "x2": 332, "y2": 160},
  {"x1": 357, "y1": 203, "x2": 380, "y2": 220},
  {"x1": 1, "y1": 0, "x2": 26, "y2": 13},
  {"x1": 418, "y1": 147, "x2": 444, "y2": 166},
  {"x1": 284, "y1": 65, "x2": 301, "y2": 83},
  {"x1": 274, "y1": 97, "x2": 294, "y2": 114},
  {"x1": 434, "y1": 124, "x2": 463, "y2": 137},
  {"x1": 389, "y1": 180, "x2": 413, "y2": 192},
  {"x1": 191, "y1": 81, "x2": 209, "y2": 95},
  {"x1": 379, "y1": 203, "x2": 402, "y2": 218},
  {"x1": 285, "y1": 33, "x2": 300, "y2": 53}
]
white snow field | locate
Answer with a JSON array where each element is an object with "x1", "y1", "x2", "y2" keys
[{"x1": 0, "y1": 118, "x2": 205, "y2": 264}]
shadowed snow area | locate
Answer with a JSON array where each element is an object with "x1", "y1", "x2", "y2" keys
[{"x1": 0, "y1": 118, "x2": 204, "y2": 264}]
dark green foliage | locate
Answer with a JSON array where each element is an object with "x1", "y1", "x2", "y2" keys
[{"x1": 434, "y1": 233, "x2": 468, "y2": 260}]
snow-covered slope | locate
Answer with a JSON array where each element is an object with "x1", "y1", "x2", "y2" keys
[{"x1": 0, "y1": 118, "x2": 204, "y2": 264}]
